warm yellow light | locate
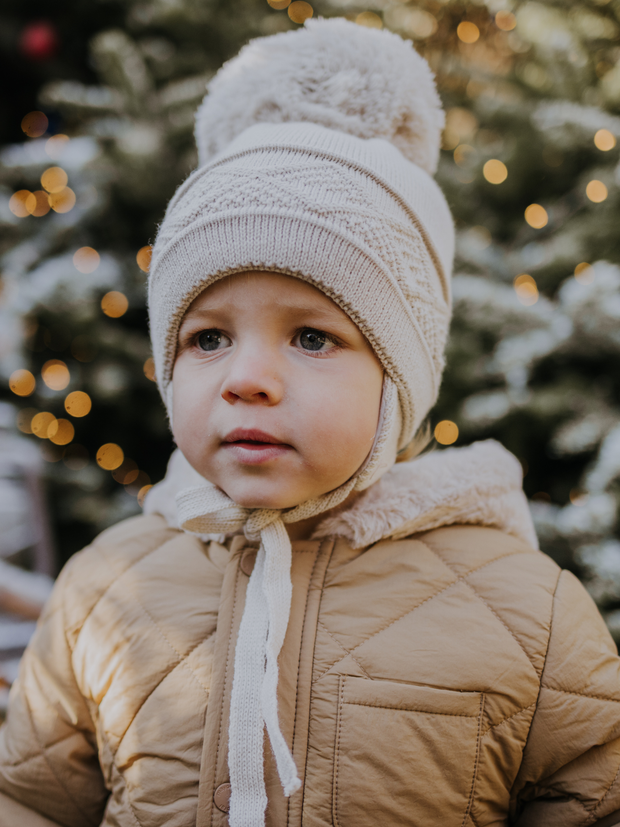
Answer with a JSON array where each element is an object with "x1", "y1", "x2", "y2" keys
[
  {"x1": 48, "y1": 187, "x2": 76, "y2": 213},
  {"x1": 48, "y1": 418, "x2": 75, "y2": 445},
  {"x1": 9, "y1": 369, "x2": 36, "y2": 396},
  {"x1": 143, "y1": 358, "x2": 156, "y2": 382},
  {"x1": 31, "y1": 412, "x2": 57, "y2": 439},
  {"x1": 96, "y1": 443, "x2": 124, "y2": 471},
  {"x1": 136, "y1": 245, "x2": 152, "y2": 273},
  {"x1": 16, "y1": 408, "x2": 37, "y2": 434},
  {"x1": 495, "y1": 10, "x2": 516, "y2": 30},
  {"x1": 112, "y1": 458, "x2": 139, "y2": 485},
  {"x1": 483, "y1": 159, "x2": 508, "y2": 184},
  {"x1": 453, "y1": 144, "x2": 475, "y2": 167},
  {"x1": 73, "y1": 247, "x2": 100, "y2": 274},
  {"x1": 45, "y1": 134, "x2": 70, "y2": 159},
  {"x1": 101, "y1": 291, "x2": 129, "y2": 318},
  {"x1": 9, "y1": 190, "x2": 36, "y2": 218},
  {"x1": 267, "y1": 0, "x2": 290, "y2": 7},
  {"x1": 138, "y1": 484, "x2": 153, "y2": 507},
  {"x1": 514, "y1": 273, "x2": 539, "y2": 306},
  {"x1": 21, "y1": 111, "x2": 48, "y2": 138},
  {"x1": 41, "y1": 166, "x2": 68, "y2": 194},
  {"x1": 457, "y1": 21, "x2": 480, "y2": 43},
  {"x1": 434, "y1": 420, "x2": 459, "y2": 445},
  {"x1": 586, "y1": 179, "x2": 608, "y2": 202},
  {"x1": 356, "y1": 11, "x2": 382, "y2": 28},
  {"x1": 594, "y1": 129, "x2": 616, "y2": 151},
  {"x1": 31, "y1": 190, "x2": 51, "y2": 217},
  {"x1": 574, "y1": 262, "x2": 595, "y2": 284},
  {"x1": 42, "y1": 359, "x2": 70, "y2": 391},
  {"x1": 65, "y1": 390, "x2": 92, "y2": 418},
  {"x1": 288, "y1": 0, "x2": 313, "y2": 23},
  {"x1": 524, "y1": 203, "x2": 548, "y2": 229}
]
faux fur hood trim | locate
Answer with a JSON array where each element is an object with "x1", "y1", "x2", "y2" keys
[{"x1": 144, "y1": 439, "x2": 537, "y2": 550}]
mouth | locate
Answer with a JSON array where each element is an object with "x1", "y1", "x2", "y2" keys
[{"x1": 221, "y1": 428, "x2": 293, "y2": 464}]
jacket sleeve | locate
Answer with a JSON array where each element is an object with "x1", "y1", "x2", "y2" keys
[
  {"x1": 0, "y1": 556, "x2": 108, "y2": 827},
  {"x1": 513, "y1": 569, "x2": 620, "y2": 827}
]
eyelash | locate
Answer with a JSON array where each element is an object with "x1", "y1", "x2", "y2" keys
[{"x1": 187, "y1": 327, "x2": 343, "y2": 357}]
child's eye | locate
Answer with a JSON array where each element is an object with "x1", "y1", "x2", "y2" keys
[
  {"x1": 196, "y1": 329, "x2": 231, "y2": 352},
  {"x1": 296, "y1": 329, "x2": 337, "y2": 353}
]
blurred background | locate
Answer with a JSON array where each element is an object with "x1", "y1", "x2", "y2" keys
[{"x1": 1, "y1": 0, "x2": 620, "y2": 709}]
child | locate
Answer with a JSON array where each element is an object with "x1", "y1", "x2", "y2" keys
[{"x1": 2, "y1": 18, "x2": 620, "y2": 827}]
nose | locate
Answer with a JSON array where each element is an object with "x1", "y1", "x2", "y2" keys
[{"x1": 220, "y1": 347, "x2": 283, "y2": 405}]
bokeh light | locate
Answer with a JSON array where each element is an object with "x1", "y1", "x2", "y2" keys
[
  {"x1": 143, "y1": 358, "x2": 156, "y2": 382},
  {"x1": 574, "y1": 262, "x2": 595, "y2": 284},
  {"x1": 73, "y1": 247, "x2": 100, "y2": 273},
  {"x1": 45, "y1": 134, "x2": 70, "y2": 159},
  {"x1": 31, "y1": 190, "x2": 51, "y2": 217},
  {"x1": 21, "y1": 111, "x2": 48, "y2": 138},
  {"x1": 483, "y1": 159, "x2": 508, "y2": 184},
  {"x1": 41, "y1": 167, "x2": 68, "y2": 194},
  {"x1": 434, "y1": 420, "x2": 459, "y2": 445},
  {"x1": 524, "y1": 203, "x2": 548, "y2": 228},
  {"x1": 138, "y1": 485, "x2": 153, "y2": 507},
  {"x1": 9, "y1": 369, "x2": 36, "y2": 397},
  {"x1": 356, "y1": 11, "x2": 382, "y2": 28},
  {"x1": 48, "y1": 187, "x2": 76, "y2": 213},
  {"x1": 267, "y1": 0, "x2": 290, "y2": 7},
  {"x1": 48, "y1": 419, "x2": 75, "y2": 445},
  {"x1": 514, "y1": 273, "x2": 539, "y2": 306},
  {"x1": 495, "y1": 11, "x2": 516, "y2": 31},
  {"x1": 101, "y1": 291, "x2": 129, "y2": 318},
  {"x1": 9, "y1": 190, "x2": 36, "y2": 218},
  {"x1": 594, "y1": 129, "x2": 616, "y2": 151},
  {"x1": 457, "y1": 22, "x2": 480, "y2": 43},
  {"x1": 96, "y1": 443, "x2": 124, "y2": 470},
  {"x1": 288, "y1": 1, "x2": 313, "y2": 23},
  {"x1": 65, "y1": 390, "x2": 92, "y2": 417},
  {"x1": 16, "y1": 408, "x2": 37, "y2": 434},
  {"x1": 136, "y1": 245, "x2": 152, "y2": 272},
  {"x1": 41, "y1": 359, "x2": 70, "y2": 391},
  {"x1": 586, "y1": 179, "x2": 608, "y2": 202},
  {"x1": 31, "y1": 412, "x2": 57, "y2": 439},
  {"x1": 454, "y1": 144, "x2": 476, "y2": 167},
  {"x1": 112, "y1": 458, "x2": 139, "y2": 484}
]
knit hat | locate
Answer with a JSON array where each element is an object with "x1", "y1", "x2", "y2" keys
[{"x1": 147, "y1": 17, "x2": 454, "y2": 827}]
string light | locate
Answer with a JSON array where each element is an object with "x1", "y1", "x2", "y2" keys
[
  {"x1": 136, "y1": 245, "x2": 152, "y2": 273},
  {"x1": 524, "y1": 203, "x2": 548, "y2": 228},
  {"x1": 514, "y1": 274, "x2": 539, "y2": 306},
  {"x1": 9, "y1": 369, "x2": 36, "y2": 396},
  {"x1": 96, "y1": 443, "x2": 124, "y2": 470},
  {"x1": 434, "y1": 420, "x2": 459, "y2": 445},
  {"x1": 483, "y1": 159, "x2": 508, "y2": 184},
  {"x1": 31, "y1": 191, "x2": 51, "y2": 217},
  {"x1": 495, "y1": 11, "x2": 516, "y2": 31},
  {"x1": 73, "y1": 247, "x2": 100, "y2": 274},
  {"x1": 288, "y1": 1, "x2": 313, "y2": 23},
  {"x1": 101, "y1": 291, "x2": 129, "y2": 318},
  {"x1": 574, "y1": 262, "x2": 595, "y2": 284},
  {"x1": 9, "y1": 191, "x2": 36, "y2": 218},
  {"x1": 138, "y1": 485, "x2": 153, "y2": 507},
  {"x1": 48, "y1": 187, "x2": 76, "y2": 213},
  {"x1": 453, "y1": 144, "x2": 476, "y2": 167},
  {"x1": 41, "y1": 359, "x2": 70, "y2": 391},
  {"x1": 45, "y1": 134, "x2": 70, "y2": 159},
  {"x1": 457, "y1": 22, "x2": 480, "y2": 43},
  {"x1": 41, "y1": 167, "x2": 68, "y2": 193},
  {"x1": 48, "y1": 419, "x2": 75, "y2": 445},
  {"x1": 64, "y1": 390, "x2": 92, "y2": 417},
  {"x1": 16, "y1": 408, "x2": 37, "y2": 434},
  {"x1": 112, "y1": 458, "x2": 139, "y2": 484},
  {"x1": 594, "y1": 129, "x2": 616, "y2": 151},
  {"x1": 31, "y1": 412, "x2": 57, "y2": 439},
  {"x1": 267, "y1": 0, "x2": 290, "y2": 7},
  {"x1": 143, "y1": 358, "x2": 156, "y2": 381},
  {"x1": 21, "y1": 111, "x2": 48, "y2": 137},
  {"x1": 356, "y1": 11, "x2": 382, "y2": 28},
  {"x1": 586, "y1": 180, "x2": 608, "y2": 202}
]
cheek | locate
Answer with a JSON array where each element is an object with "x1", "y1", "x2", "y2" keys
[{"x1": 170, "y1": 361, "x2": 216, "y2": 450}]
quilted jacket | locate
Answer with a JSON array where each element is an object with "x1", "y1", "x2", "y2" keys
[{"x1": 2, "y1": 441, "x2": 620, "y2": 827}]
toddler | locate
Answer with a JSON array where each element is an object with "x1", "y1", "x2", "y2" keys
[{"x1": 2, "y1": 19, "x2": 620, "y2": 827}]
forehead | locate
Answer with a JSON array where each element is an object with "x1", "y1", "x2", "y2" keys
[{"x1": 184, "y1": 271, "x2": 350, "y2": 320}]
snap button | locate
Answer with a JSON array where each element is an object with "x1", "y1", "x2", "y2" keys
[
  {"x1": 214, "y1": 782, "x2": 231, "y2": 813},
  {"x1": 240, "y1": 550, "x2": 257, "y2": 576}
]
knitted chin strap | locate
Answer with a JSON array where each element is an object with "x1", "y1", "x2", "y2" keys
[{"x1": 175, "y1": 478, "x2": 357, "y2": 827}]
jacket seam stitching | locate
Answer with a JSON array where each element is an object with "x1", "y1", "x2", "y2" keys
[
  {"x1": 541, "y1": 686, "x2": 620, "y2": 704},
  {"x1": 287, "y1": 542, "x2": 323, "y2": 827},
  {"x1": 481, "y1": 703, "x2": 536, "y2": 737},
  {"x1": 332, "y1": 676, "x2": 345, "y2": 827},
  {"x1": 461, "y1": 693, "x2": 485, "y2": 827},
  {"x1": 592, "y1": 758, "x2": 620, "y2": 820},
  {"x1": 313, "y1": 621, "x2": 373, "y2": 683}
]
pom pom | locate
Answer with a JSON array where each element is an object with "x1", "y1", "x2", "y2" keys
[{"x1": 195, "y1": 18, "x2": 444, "y2": 174}]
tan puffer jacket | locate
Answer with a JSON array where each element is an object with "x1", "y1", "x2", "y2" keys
[{"x1": 2, "y1": 441, "x2": 620, "y2": 827}]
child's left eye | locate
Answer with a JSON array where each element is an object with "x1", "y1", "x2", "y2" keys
[{"x1": 296, "y1": 329, "x2": 337, "y2": 353}]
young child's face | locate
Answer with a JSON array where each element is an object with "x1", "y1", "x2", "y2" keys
[{"x1": 172, "y1": 271, "x2": 384, "y2": 509}]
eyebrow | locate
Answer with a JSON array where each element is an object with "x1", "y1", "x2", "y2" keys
[{"x1": 181, "y1": 302, "x2": 349, "y2": 325}]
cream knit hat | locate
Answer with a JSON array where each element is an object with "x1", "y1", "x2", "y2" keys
[{"x1": 147, "y1": 17, "x2": 454, "y2": 827}]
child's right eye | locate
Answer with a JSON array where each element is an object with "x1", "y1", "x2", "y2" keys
[{"x1": 196, "y1": 329, "x2": 231, "y2": 352}]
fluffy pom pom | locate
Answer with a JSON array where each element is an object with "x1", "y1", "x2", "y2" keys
[{"x1": 195, "y1": 18, "x2": 444, "y2": 174}]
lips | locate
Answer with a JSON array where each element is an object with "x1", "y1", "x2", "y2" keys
[{"x1": 221, "y1": 428, "x2": 292, "y2": 464}]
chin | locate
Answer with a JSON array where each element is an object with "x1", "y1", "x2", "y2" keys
[{"x1": 224, "y1": 483, "x2": 304, "y2": 511}]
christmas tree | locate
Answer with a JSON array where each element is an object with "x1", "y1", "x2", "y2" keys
[{"x1": 1, "y1": 0, "x2": 619, "y2": 639}]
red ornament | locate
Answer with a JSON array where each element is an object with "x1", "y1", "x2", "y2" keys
[{"x1": 19, "y1": 22, "x2": 59, "y2": 62}]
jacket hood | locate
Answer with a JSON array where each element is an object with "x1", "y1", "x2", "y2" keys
[{"x1": 144, "y1": 439, "x2": 538, "y2": 550}]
